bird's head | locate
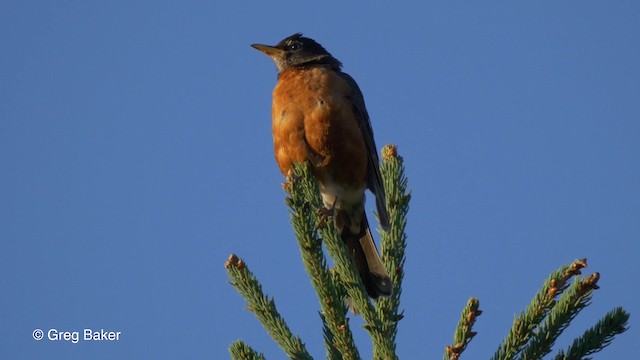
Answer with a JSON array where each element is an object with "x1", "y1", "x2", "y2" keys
[{"x1": 251, "y1": 33, "x2": 342, "y2": 73}]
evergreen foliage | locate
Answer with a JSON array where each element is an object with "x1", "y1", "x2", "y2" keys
[{"x1": 226, "y1": 146, "x2": 629, "y2": 359}]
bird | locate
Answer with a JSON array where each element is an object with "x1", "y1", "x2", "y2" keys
[{"x1": 252, "y1": 33, "x2": 392, "y2": 299}]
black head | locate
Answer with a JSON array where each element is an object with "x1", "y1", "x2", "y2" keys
[{"x1": 251, "y1": 33, "x2": 342, "y2": 73}]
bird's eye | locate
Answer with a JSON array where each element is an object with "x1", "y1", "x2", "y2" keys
[{"x1": 288, "y1": 41, "x2": 301, "y2": 50}]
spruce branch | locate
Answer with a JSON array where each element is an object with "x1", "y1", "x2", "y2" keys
[
  {"x1": 229, "y1": 340, "x2": 267, "y2": 360},
  {"x1": 444, "y1": 298, "x2": 482, "y2": 360},
  {"x1": 291, "y1": 162, "x2": 397, "y2": 360},
  {"x1": 225, "y1": 254, "x2": 312, "y2": 360},
  {"x1": 491, "y1": 259, "x2": 589, "y2": 360},
  {"x1": 518, "y1": 272, "x2": 601, "y2": 360},
  {"x1": 376, "y1": 145, "x2": 410, "y2": 355},
  {"x1": 320, "y1": 312, "x2": 344, "y2": 360},
  {"x1": 284, "y1": 170, "x2": 359, "y2": 360},
  {"x1": 224, "y1": 142, "x2": 630, "y2": 360},
  {"x1": 554, "y1": 307, "x2": 630, "y2": 360}
]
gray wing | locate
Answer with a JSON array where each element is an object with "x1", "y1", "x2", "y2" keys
[{"x1": 338, "y1": 72, "x2": 390, "y2": 231}]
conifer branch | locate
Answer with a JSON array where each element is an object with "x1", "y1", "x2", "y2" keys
[
  {"x1": 554, "y1": 307, "x2": 630, "y2": 360},
  {"x1": 225, "y1": 145, "x2": 630, "y2": 360},
  {"x1": 285, "y1": 169, "x2": 360, "y2": 360},
  {"x1": 444, "y1": 298, "x2": 482, "y2": 360},
  {"x1": 290, "y1": 163, "x2": 397, "y2": 360},
  {"x1": 229, "y1": 340, "x2": 266, "y2": 360},
  {"x1": 376, "y1": 145, "x2": 410, "y2": 357},
  {"x1": 225, "y1": 254, "x2": 312, "y2": 360},
  {"x1": 491, "y1": 259, "x2": 589, "y2": 360},
  {"x1": 320, "y1": 312, "x2": 344, "y2": 360},
  {"x1": 518, "y1": 272, "x2": 601, "y2": 360}
]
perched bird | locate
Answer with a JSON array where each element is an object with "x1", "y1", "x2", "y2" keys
[{"x1": 252, "y1": 33, "x2": 392, "y2": 298}]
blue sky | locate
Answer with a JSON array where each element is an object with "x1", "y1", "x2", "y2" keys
[{"x1": 1, "y1": 1, "x2": 638, "y2": 359}]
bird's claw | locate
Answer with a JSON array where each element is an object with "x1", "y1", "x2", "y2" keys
[{"x1": 316, "y1": 206, "x2": 334, "y2": 229}]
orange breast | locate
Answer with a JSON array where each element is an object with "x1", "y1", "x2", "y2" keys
[{"x1": 271, "y1": 67, "x2": 367, "y2": 188}]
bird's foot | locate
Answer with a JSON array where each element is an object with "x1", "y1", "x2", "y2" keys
[{"x1": 316, "y1": 206, "x2": 335, "y2": 229}]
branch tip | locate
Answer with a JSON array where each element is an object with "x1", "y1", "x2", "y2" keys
[
  {"x1": 579, "y1": 272, "x2": 600, "y2": 293},
  {"x1": 225, "y1": 254, "x2": 242, "y2": 269},
  {"x1": 565, "y1": 258, "x2": 588, "y2": 278},
  {"x1": 382, "y1": 144, "x2": 398, "y2": 160}
]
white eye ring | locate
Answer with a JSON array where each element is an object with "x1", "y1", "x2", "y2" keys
[{"x1": 288, "y1": 41, "x2": 300, "y2": 50}]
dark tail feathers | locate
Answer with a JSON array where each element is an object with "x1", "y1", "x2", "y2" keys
[{"x1": 341, "y1": 214, "x2": 392, "y2": 298}]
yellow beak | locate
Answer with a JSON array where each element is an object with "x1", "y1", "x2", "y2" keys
[{"x1": 251, "y1": 44, "x2": 284, "y2": 57}]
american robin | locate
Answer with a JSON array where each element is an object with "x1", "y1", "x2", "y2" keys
[{"x1": 252, "y1": 33, "x2": 392, "y2": 298}]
